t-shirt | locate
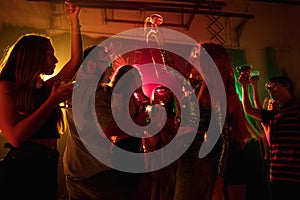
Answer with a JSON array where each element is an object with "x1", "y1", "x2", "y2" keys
[{"x1": 261, "y1": 98, "x2": 300, "y2": 183}]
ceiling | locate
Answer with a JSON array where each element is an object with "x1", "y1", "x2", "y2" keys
[
  {"x1": 0, "y1": 0, "x2": 299, "y2": 44},
  {"x1": 1, "y1": 0, "x2": 299, "y2": 82},
  {"x1": 0, "y1": 0, "x2": 252, "y2": 37}
]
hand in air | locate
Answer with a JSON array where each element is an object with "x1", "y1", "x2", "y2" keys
[
  {"x1": 65, "y1": 1, "x2": 81, "y2": 21},
  {"x1": 238, "y1": 71, "x2": 250, "y2": 86}
]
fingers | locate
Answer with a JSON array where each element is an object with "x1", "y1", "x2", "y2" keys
[
  {"x1": 113, "y1": 55, "x2": 128, "y2": 67},
  {"x1": 65, "y1": 1, "x2": 74, "y2": 14},
  {"x1": 238, "y1": 72, "x2": 250, "y2": 85},
  {"x1": 65, "y1": 1, "x2": 80, "y2": 15}
]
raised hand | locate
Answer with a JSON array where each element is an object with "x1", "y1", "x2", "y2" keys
[
  {"x1": 238, "y1": 71, "x2": 250, "y2": 86},
  {"x1": 65, "y1": 1, "x2": 81, "y2": 25}
]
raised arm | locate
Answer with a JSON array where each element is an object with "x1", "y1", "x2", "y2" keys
[
  {"x1": 250, "y1": 75, "x2": 261, "y2": 108},
  {"x1": 47, "y1": 2, "x2": 82, "y2": 84},
  {"x1": 238, "y1": 72, "x2": 262, "y2": 120}
]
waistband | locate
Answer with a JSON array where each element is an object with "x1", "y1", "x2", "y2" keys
[{"x1": 4, "y1": 141, "x2": 59, "y2": 156}]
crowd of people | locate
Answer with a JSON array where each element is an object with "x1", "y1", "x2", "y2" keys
[{"x1": 0, "y1": 2, "x2": 299, "y2": 200}]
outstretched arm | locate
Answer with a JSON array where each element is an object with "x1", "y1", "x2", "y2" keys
[
  {"x1": 238, "y1": 72, "x2": 262, "y2": 120},
  {"x1": 47, "y1": 1, "x2": 82, "y2": 84},
  {"x1": 250, "y1": 76, "x2": 261, "y2": 108}
]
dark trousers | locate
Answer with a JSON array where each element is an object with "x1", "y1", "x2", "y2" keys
[{"x1": 0, "y1": 142, "x2": 59, "y2": 200}]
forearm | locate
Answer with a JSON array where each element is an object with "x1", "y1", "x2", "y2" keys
[
  {"x1": 58, "y1": 23, "x2": 82, "y2": 81},
  {"x1": 5, "y1": 97, "x2": 58, "y2": 147},
  {"x1": 241, "y1": 85, "x2": 252, "y2": 114},
  {"x1": 68, "y1": 2, "x2": 82, "y2": 72},
  {"x1": 52, "y1": 4, "x2": 82, "y2": 82},
  {"x1": 242, "y1": 84, "x2": 262, "y2": 120},
  {"x1": 251, "y1": 83, "x2": 261, "y2": 108},
  {"x1": 69, "y1": 21, "x2": 83, "y2": 70}
]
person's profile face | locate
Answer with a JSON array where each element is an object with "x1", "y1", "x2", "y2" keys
[
  {"x1": 42, "y1": 44, "x2": 58, "y2": 75},
  {"x1": 265, "y1": 82, "x2": 278, "y2": 99}
]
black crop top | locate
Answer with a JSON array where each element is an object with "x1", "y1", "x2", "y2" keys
[{"x1": 30, "y1": 85, "x2": 61, "y2": 139}]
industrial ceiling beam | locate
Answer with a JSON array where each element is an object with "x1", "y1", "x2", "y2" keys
[
  {"x1": 27, "y1": 0, "x2": 254, "y2": 19},
  {"x1": 249, "y1": 0, "x2": 300, "y2": 6}
]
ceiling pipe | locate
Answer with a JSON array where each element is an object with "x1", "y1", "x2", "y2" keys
[
  {"x1": 249, "y1": 0, "x2": 300, "y2": 6},
  {"x1": 27, "y1": 0, "x2": 254, "y2": 18}
]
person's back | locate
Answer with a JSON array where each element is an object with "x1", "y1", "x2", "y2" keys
[
  {"x1": 63, "y1": 106, "x2": 112, "y2": 180},
  {"x1": 63, "y1": 45, "x2": 137, "y2": 200},
  {"x1": 63, "y1": 45, "x2": 112, "y2": 179}
]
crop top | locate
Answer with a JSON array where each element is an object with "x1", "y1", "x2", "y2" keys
[{"x1": 30, "y1": 85, "x2": 61, "y2": 139}]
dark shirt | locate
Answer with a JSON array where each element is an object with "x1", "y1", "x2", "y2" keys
[{"x1": 31, "y1": 85, "x2": 61, "y2": 139}]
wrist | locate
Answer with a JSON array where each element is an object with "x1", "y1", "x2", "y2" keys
[
  {"x1": 47, "y1": 95, "x2": 60, "y2": 110},
  {"x1": 242, "y1": 84, "x2": 248, "y2": 88},
  {"x1": 71, "y1": 24, "x2": 81, "y2": 30},
  {"x1": 70, "y1": 17, "x2": 81, "y2": 28}
]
